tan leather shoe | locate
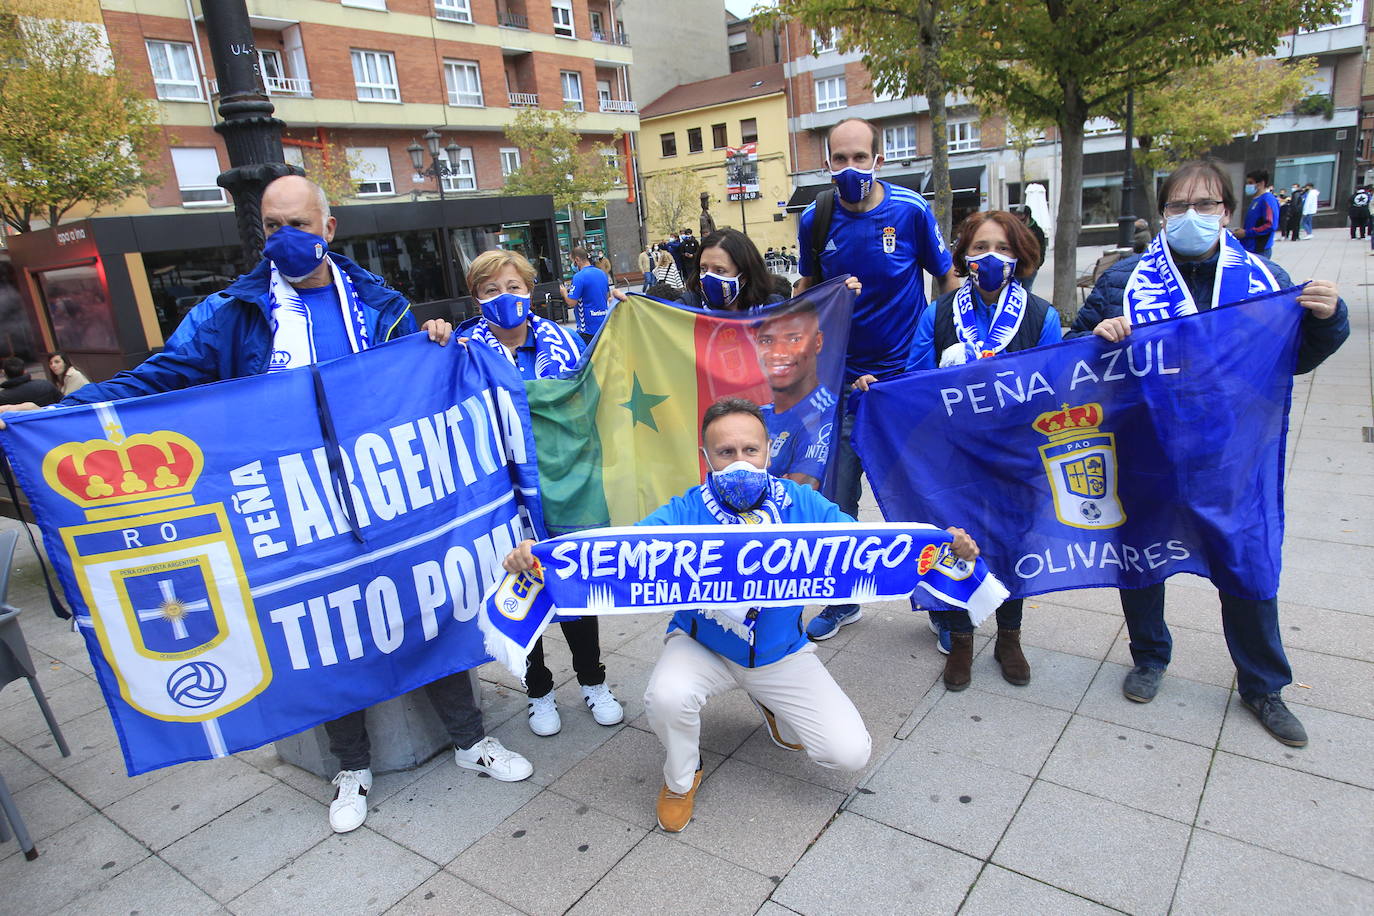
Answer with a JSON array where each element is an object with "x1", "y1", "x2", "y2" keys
[
  {"x1": 656, "y1": 767, "x2": 703, "y2": 832},
  {"x1": 750, "y1": 697, "x2": 803, "y2": 751}
]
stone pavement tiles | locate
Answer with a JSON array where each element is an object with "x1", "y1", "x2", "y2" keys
[{"x1": 1, "y1": 229, "x2": 1371, "y2": 914}]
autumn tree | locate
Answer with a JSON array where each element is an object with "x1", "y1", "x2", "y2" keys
[
  {"x1": 643, "y1": 167, "x2": 706, "y2": 241},
  {"x1": 500, "y1": 106, "x2": 623, "y2": 244},
  {"x1": 0, "y1": 0, "x2": 160, "y2": 232},
  {"x1": 951, "y1": 0, "x2": 1343, "y2": 318},
  {"x1": 288, "y1": 142, "x2": 371, "y2": 206},
  {"x1": 1122, "y1": 56, "x2": 1316, "y2": 233},
  {"x1": 761, "y1": 1, "x2": 965, "y2": 238}
]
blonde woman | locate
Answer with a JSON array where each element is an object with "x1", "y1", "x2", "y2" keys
[{"x1": 654, "y1": 248, "x2": 684, "y2": 290}]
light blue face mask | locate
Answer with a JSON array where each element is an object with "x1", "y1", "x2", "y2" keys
[
  {"x1": 1244, "y1": 183, "x2": 1257, "y2": 195},
  {"x1": 1165, "y1": 209, "x2": 1223, "y2": 258}
]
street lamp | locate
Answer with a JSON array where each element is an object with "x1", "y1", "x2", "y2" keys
[{"x1": 408, "y1": 129, "x2": 462, "y2": 302}]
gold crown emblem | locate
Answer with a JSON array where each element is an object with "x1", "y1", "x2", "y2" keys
[
  {"x1": 1032, "y1": 402, "x2": 1103, "y2": 441},
  {"x1": 882, "y1": 226, "x2": 897, "y2": 235},
  {"x1": 41, "y1": 431, "x2": 203, "y2": 516}
]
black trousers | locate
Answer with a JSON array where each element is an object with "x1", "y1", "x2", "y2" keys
[
  {"x1": 324, "y1": 671, "x2": 484, "y2": 771},
  {"x1": 524, "y1": 616, "x2": 605, "y2": 699}
]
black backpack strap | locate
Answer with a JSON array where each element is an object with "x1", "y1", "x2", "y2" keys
[{"x1": 810, "y1": 189, "x2": 835, "y2": 282}]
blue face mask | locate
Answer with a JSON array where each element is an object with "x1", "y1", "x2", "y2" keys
[
  {"x1": 700, "y1": 271, "x2": 743, "y2": 308},
  {"x1": 830, "y1": 166, "x2": 875, "y2": 204},
  {"x1": 264, "y1": 225, "x2": 328, "y2": 282},
  {"x1": 967, "y1": 251, "x2": 1017, "y2": 293},
  {"x1": 478, "y1": 292, "x2": 530, "y2": 329},
  {"x1": 1244, "y1": 183, "x2": 1257, "y2": 195},
  {"x1": 1165, "y1": 209, "x2": 1223, "y2": 258},
  {"x1": 703, "y1": 456, "x2": 770, "y2": 512}
]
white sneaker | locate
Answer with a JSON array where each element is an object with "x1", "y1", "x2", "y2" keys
[
  {"x1": 528, "y1": 693, "x2": 562, "y2": 736},
  {"x1": 329, "y1": 768, "x2": 372, "y2": 833},
  {"x1": 581, "y1": 683, "x2": 624, "y2": 726},
  {"x1": 454, "y1": 736, "x2": 533, "y2": 782}
]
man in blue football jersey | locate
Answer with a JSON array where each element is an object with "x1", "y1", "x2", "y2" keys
[
  {"x1": 794, "y1": 117, "x2": 958, "y2": 639},
  {"x1": 754, "y1": 302, "x2": 834, "y2": 491},
  {"x1": 561, "y1": 246, "x2": 612, "y2": 344}
]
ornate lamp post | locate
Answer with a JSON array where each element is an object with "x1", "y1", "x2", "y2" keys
[{"x1": 408, "y1": 129, "x2": 463, "y2": 300}]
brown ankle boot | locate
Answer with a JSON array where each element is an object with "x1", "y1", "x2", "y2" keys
[
  {"x1": 943, "y1": 633, "x2": 974, "y2": 691},
  {"x1": 994, "y1": 628, "x2": 1031, "y2": 686}
]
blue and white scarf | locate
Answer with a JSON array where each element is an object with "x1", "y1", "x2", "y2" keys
[
  {"x1": 470, "y1": 314, "x2": 581, "y2": 378},
  {"x1": 266, "y1": 258, "x2": 371, "y2": 372},
  {"x1": 944, "y1": 276, "x2": 1029, "y2": 367},
  {"x1": 1122, "y1": 230, "x2": 1279, "y2": 327}
]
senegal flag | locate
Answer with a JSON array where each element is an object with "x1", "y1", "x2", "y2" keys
[{"x1": 526, "y1": 278, "x2": 853, "y2": 534}]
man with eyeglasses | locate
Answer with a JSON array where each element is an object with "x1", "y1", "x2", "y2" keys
[{"x1": 1071, "y1": 160, "x2": 1349, "y2": 749}]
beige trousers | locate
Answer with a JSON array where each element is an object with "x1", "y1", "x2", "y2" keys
[{"x1": 643, "y1": 632, "x2": 871, "y2": 793}]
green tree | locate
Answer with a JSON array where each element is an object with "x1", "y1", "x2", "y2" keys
[
  {"x1": 1123, "y1": 56, "x2": 1316, "y2": 233},
  {"x1": 1003, "y1": 110, "x2": 1051, "y2": 207},
  {"x1": 643, "y1": 167, "x2": 708, "y2": 241},
  {"x1": 289, "y1": 142, "x2": 371, "y2": 206},
  {"x1": 951, "y1": 0, "x2": 1343, "y2": 318},
  {"x1": 500, "y1": 106, "x2": 623, "y2": 245},
  {"x1": 0, "y1": 1, "x2": 160, "y2": 232},
  {"x1": 760, "y1": 1, "x2": 965, "y2": 238}
]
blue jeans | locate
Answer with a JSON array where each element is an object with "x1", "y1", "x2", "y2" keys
[
  {"x1": 825, "y1": 397, "x2": 864, "y2": 619},
  {"x1": 1301, "y1": 214, "x2": 1314, "y2": 235},
  {"x1": 931, "y1": 599, "x2": 1023, "y2": 634},
  {"x1": 1118, "y1": 583, "x2": 1291, "y2": 699}
]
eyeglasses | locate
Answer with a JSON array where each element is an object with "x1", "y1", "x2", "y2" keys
[{"x1": 1163, "y1": 199, "x2": 1224, "y2": 216}]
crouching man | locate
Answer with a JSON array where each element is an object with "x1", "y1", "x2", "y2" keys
[{"x1": 503, "y1": 396, "x2": 979, "y2": 831}]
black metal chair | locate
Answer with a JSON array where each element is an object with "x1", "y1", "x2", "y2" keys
[{"x1": 0, "y1": 528, "x2": 72, "y2": 860}]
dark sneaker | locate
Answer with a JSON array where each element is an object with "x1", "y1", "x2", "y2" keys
[
  {"x1": 1242, "y1": 693, "x2": 1308, "y2": 747},
  {"x1": 1122, "y1": 666, "x2": 1165, "y2": 703}
]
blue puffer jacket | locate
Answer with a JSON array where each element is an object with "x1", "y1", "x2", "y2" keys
[
  {"x1": 64, "y1": 254, "x2": 416, "y2": 405},
  {"x1": 1070, "y1": 251, "x2": 1349, "y2": 375}
]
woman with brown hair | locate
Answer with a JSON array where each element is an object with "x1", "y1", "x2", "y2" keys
[{"x1": 46, "y1": 352, "x2": 90, "y2": 396}]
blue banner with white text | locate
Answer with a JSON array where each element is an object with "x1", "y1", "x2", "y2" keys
[
  {"x1": 853, "y1": 289, "x2": 1304, "y2": 601},
  {"x1": 0, "y1": 335, "x2": 543, "y2": 775}
]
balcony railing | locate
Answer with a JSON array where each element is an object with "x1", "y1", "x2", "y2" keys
[
  {"x1": 599, "y1": 99, "x2": 636, "y2": 114},
  {"x1": 208, "y1": 76, "x2": 312, "y2": 98},
  {"x1": 508, "y1": 91, "x2": 539, "y2": 107},
  {"x1": 500, "y1": 11, "x2": 528, "y2": 28},
  {"x1": 591, "y1": 29, "x2": 629, "y2": 45}
]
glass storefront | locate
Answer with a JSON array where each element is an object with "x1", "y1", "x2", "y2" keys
[
  {"x1": 143, "y1": 245, "x2": 252, "y2": 342},
  {"x1": 36, "y1": 262, "x2": 121, "y2": 352},
  {"x1": 555, "y1": 203, "x2": 608, "y2": 279}
]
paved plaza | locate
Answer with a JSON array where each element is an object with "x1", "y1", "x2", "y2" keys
[{"x1": 0, "y1": 230, "x2": 1370, "y2": 915}]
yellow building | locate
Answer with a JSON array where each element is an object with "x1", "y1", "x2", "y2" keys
[{"x1": 638, "y1": 64, "x2": 796, "y2": 255}]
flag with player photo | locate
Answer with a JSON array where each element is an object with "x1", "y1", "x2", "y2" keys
[{"x1": 526, "y1": 278, "x2": 854, "y2": 534}]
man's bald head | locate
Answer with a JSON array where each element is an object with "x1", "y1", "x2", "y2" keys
[{"x1": 261, "y1": 175, "x2": 334, "y2": 243}]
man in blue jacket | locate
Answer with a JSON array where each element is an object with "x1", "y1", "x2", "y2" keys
[
  {"x1": 504, "y1": 396, "x2": 979, "y2": 832},
  {"x1": 0, "y1": 176, "x2": 538, "y2": 833},
  {"x1": 1233, "y1": 169, "x2": 1279, "y2": 258},
  {"x1": 1072, "y1": 160, "x2": 1348, "y2": 749}
]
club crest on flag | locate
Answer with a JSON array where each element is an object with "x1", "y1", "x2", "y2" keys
[
  {"x1": 1033, "y1": 402, "x2": 1125, "y2": 530},
  {"x1": 42, "y1": 426, "x2": 271, "y2": 723},
  {"x1": 882, "y1": 226, "x2": 897, "y2": 254}
]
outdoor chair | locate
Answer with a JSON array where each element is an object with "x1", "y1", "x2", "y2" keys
[
  {"x1": 1076, "y1": 248, "x2": 1126, "y2": 303},
  {"x1": 0, "y1": 528, "x2": 72, "y2": 861}
]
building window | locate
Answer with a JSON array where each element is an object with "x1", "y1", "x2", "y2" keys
[
  {"x1": 687, "y1": 127, "x2": 703, "y2": 154},
  {"x1": 740, "y1": 118, "x2": 757, "y2": 144},
  {"x1": 342, "y1": 0, "x2": 387, "y2": 8},
  {"x1": 560, "y1": 70, "x2": 583, "y2": 110},
  {"x1": 602, "y1": 149, "x2": 623, "y2": 184},
  {"x1": 811, "y1": 28, "x2": 838, "y2": 54},
  {"x1": 947, "y1": 118, "x2": 980, "y2": 152},
  {"x1": 283, "y1": 146, "x2": 305, "y2": 170},
  {"x1": 552, "y1": 0, "x2": 575, "y2": 37},
  {"x1": 351, "y1": 49, "x2": 399, "y2": 102},
  {"x1": 434, "y1": 0, "x2": 472, "y2": 22},
  {"x1": 872, "y1": 82, "x2": 902, "y2": 104},
  {"x1": 444, "y1": 59, "x2": 483, "y2": 106},
  {"x1": 442, "y1": 147, "x2": 476, "y2": 192},
  {"x1": 1081, "y1": 174, "x2": 1123, "y2": 227},
  {"x1": 815, "y1": 76, "x2": 846, "y2": 112},
  {"x1": 146, "y1": 39, "x2": 201, "y2": 101},
  {"x1": 883, "y1": 124, "x2": 917, "y2": 159},
  {"x1": 597, "y1": 79, "x2": 613, "y2": 108},
  {"x1": 728, "y1": 30, "x2": 748, "y2": 52},
  {"x1": 1274, "y1": 154, "x2": 1338, "y2": 208},
  {"x1": 259, "y1": 49, "x2": 283, "y2": 84},
  {"x1": 660, "y1": 132, "x2": 677, "y2": 157},
  {"x1": 1305, "y1": 64, "x2": 1335, "y2": 98},
  {"x1": 1083, "y1": 117, "x2": 1119, "y2": 137},
  {"x1": 170, "y1": 147, "x2": 225, "y2": 206},
  {"x1": 348, "y1": 146, "x2": 395, "y2": 195},
  {"x1": 500, "y1": 147, "x2": 521, "y2": 176},
  {"x1": 712, "y1": 123, "x2": 728, "y2": 149}
]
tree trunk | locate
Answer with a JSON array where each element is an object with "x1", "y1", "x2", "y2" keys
[
  {"x1": 570, "y1": 205, "x2": 586, "y2": 252},
  {"x1": 1052, "y1": 97, "x2": 1087, "y2": 324},
  {"x1": 918, "y1": 0, "x2": 952, "y2": 240}
]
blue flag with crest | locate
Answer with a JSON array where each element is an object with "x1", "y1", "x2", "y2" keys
[
  {"x1": 0, "y1": 336, "x2": 543, "y2": 775},
  {"x1": 852, "y1": 289, "x2": 1305, "y2": 601}
]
